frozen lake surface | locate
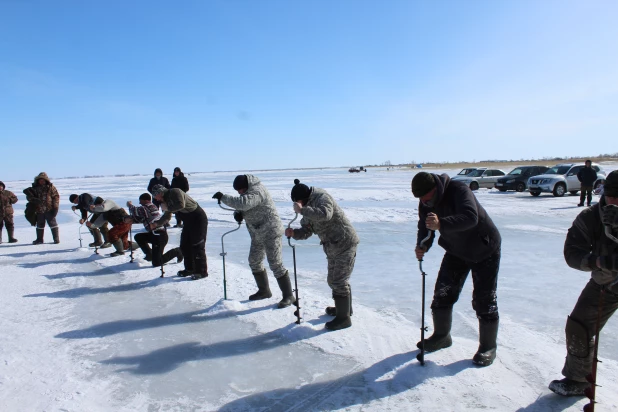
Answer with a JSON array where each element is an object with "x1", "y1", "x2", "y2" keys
[{"x1": 1, "y1": 164, "x2": 618, "y2": 411}]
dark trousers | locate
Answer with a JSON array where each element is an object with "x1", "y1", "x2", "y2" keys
[
  {"x1": 135, "y1": 230, "x2": 174, "y2": 266},
  {"x1": 431, "y1": 249, "x2": 501, "y2": 321},
  {"x1": 580, "y1": 186, "x2": 593, "y2": 206},
  {"x1": 180, "y1": 206, "x2": 208, "y2": 276},
  {"x1": 562, "y1": 280, "x2": 618, "y2": 381},
  {"x1": 36, "y1": 211, "x2": 58, "y2": 241}
]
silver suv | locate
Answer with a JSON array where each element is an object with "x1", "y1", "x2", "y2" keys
[{"x1": 527, "y1": 163, "x2": 605, "y2": 197}]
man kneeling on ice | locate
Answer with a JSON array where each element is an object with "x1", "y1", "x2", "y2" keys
[
  {"x1": 285, "y1": 179, "x2": 359, "y2": 331},
  {"x1": 126, "y1": 193, "x2": 183, "y2": 266},
  {"x1": 212, "y1": 174, "x2": 295, "y2": 308},
  {"x1": 549, "y1": 170, "x2": 618, "y2": 396},
  {"x1": 152, "y1": 185, "x2": 208, "y2": 280},
  {"x1": 87, "y1": 198, "x2": 136, "y2": 257},
  {"x1": 412, "y1": 172, "x2": 502, "y2": 366}
]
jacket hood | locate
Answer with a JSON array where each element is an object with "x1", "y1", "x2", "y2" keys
[
  {"x1": 432, "y1": 173, "x2": 451, "y2": 205},
  {"x1": 0, "y1": 181, "x2": 4, "y2": 189},
  {"x1": 34, "y1": 172, "x2": 51, "y2": 185},
  {"x1": 174, "y1": 167, "x2": 182, "y2": 173},
  {"x1": 173, "y1": 167, "x2": 185, "y2": 178},
  {"x1": 154, "y1": 168, "x2": 163, "y2": 177},
  {"x1": 246, "y1": 174, "x2": 261, "y2": 190}
]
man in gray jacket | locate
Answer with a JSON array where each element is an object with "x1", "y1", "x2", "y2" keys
[
  {"x1": 549, "y1": 170, "x2": 618, "y2": 396},
  {"x1": 285, "y1": 179, "x2": 359, "y2": 331},
  {"x1": 213, "y1": 175, "x2": 295, "y2": 308},
  {"x1": 153, "y1": 185, "x2": 208, "y2": 280}
]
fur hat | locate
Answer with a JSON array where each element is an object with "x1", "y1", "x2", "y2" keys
[
  {"x1": 604, "y1": 170, "x2": 618, "y2": 198},
  {"x1": 233, "y1": 175, "x2": 249, "y2": 191},
  {"x1": 411, "y1": 172, "x2": 436, "y2": 198},
  {"x1": 291, "y1": 179, "x2": 312, "y2": 202}
]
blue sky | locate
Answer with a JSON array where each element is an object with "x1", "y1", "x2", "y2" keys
[{"x1": 1, "y1": 0, "x2": 617, "y2": 181}]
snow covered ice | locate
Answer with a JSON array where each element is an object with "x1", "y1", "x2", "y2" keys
[{"x1": 2, "y1": 165, "x2": 618, "y2": 411}]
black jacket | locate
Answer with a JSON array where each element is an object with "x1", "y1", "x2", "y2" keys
[
  {"x1": 147, "y1": 168, "x2": 171, "y2": 195},
  {"x1": 171, "y1": 171, "x2": 189, "y2": 192},
  {"x1": 417, "y1": 173, "x2": 501, "y2": 263},
  {"x1": 577, "y1": 167, "x2": 598, "y2": 187}
]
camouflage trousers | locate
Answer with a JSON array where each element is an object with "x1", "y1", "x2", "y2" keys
[
  {"x1": 562, "y1": 279, "x2": 618, "y2": 382},
  {"x1": 248, "y1": 234, "x2": 287, "y2": 278},
  {"x1": 0, "y1": 214, "x2": 14, "y2": 232},
  {"x1": 325, "y1": 244, "x2": 357, "y2": 297}
]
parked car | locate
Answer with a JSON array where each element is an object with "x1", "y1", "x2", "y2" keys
[
  {"x1": 456, "y1": 167, "x2": 482, "y2": 177},
  {"x1": 494, "y1": 165, "x2": 549, "y2": 192},
  {"x1": 452, "y1": 168, "x2": 506, "y2": 190},
  {"x1": 527, "y1": 163, "x2": 606, "y2": 197}
]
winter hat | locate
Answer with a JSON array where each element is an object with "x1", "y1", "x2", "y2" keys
[
  {"x1": 0, "y1": 181, "x2": 5, "y2": 190},
  {"x1": 34, "y1": 172, "x2": 50, "y2": 184},
  {"x1": 604, "y1": 170, "x2": 618, "y2": 198},
  {"x1": 411, "y1": 172, "x2": 436, "y2": 198},
  {"x1": 139, "y1": 193, "x2": 152, "y2": 201},
  {"x1": 233, "y1": 175, "x2": 249, "y2": 191},
  {"x1": 69, "y1": 194, "x2": 79, "y2": 202},
  {"x1": 291, "y1": 179, "x2": 312, "y2": 202},
  {"x1": 154, "y1": 168, "x2": 163, "y2": 177},
  {"x1": 151, "y1": 184, "x2": 167, "y2": 196}
]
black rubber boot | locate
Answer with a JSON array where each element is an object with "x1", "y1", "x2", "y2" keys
[
  {"x1": 473, "y1": 318, "x2": 499, "y2": 366},
  {"x1": 33, "y1": 228, "x2": 44, "y2": 245},
  {"x1": 275, "y1": 272, "x2": 296, "y2": 308},
  {"x1": 326, "y1": 287, "x2": 353, "y2": 316},
  {"x1": 417, "y1": 308, "x2": 453, "y2": 352},
  {"x1": 7, "y1": 227, "x2": 17, "y2": 243},
  {"x1": 548, "y1": 378, "x2": 589, "y2": 396},
  {"x1": 51, "y1": 227, "x2": 60, "y2": 244},
  {"x1": 249, "y1": 269, "x2": 272, "y2": 300},
  {"x1": 89, "y1": 229, "x2": 103, "y2": 247},
  {"x1": 325, "y1": 294, "x2": 352, "y2": 331},
  {"x1": 177, "y1": 269, "x2": 193, "y2": 277},
  {"x1": 162, "y1": 247, "x2": 183, "y2": 264}
]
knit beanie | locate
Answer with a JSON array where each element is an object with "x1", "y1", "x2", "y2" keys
[
  {"x1": 151, "y1": 184, "x2": 167, "y2": 196},
  {"x1": 291, "y1": 179, "x2": 312, "y2": 202},
  {"x1": 604, "y1": 170, "x2": 618, "y2": 198},
  {"x1": 139, "y1": 193, "x2": 152, "y2": 201},
  {"x1": 411, "y1": 172, "x2": 436, "y2": 198},
  {"x1": 233, "y1": 175, "x2": 249, "y2": 191},
  {"x1": 69, "y1": 194, "x2": 79, "y2": 202}
]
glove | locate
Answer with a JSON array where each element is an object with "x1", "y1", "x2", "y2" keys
[
  {"x1": 602, "y1": 204, "x2": 618, "y2": 230},
  {"x1": 212, "y1": 192, "x2": 224, "y2": 201},
  {"x1": 599, "y1": 255, "x2": 618, "y2": 272},
  {"x1": 233, "y1": 211, "x2": 243, "y2": 223},
  {"x1": 50, "y1": 208, "x2": 58, "y2": 217}
]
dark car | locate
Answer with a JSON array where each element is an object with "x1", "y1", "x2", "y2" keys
[{"x1": 495, "y1": 165, "x2": 549, "y2": 192}]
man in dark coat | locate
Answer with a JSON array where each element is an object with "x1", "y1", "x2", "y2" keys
[
  {"x1": 147, "y1": 168, "x2": 170, "y2": 209},
  {"x1": 0, "y1": 181, "x2": 18, "y2": 244},
  {"x1": 69, "y1": 193, "x2": 111, "y2": 248},
  {"x1": 577, "y1": 160, "x2": 598, "y2": 207},
  {"x1": 24, "y1": 172, "x2": 60, "y2": 244},
  {"x1": 412, "y1": 172, "x2": 502, "y2": 366},
  {"x1": 170, "y1": 167, "x2": 189, "y2": 228},
  {"x1": 152, "y1": 185, "x2": 208, "y2": 280},
  {"x1": 549, "y1": 170, "x2": 618, "y2": 396}
]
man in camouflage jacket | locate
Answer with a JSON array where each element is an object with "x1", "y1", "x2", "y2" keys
[
  {"x1": 0, "y1": 181, "x2": 18, "y2": 243},
  {"x1": 550, "y1": 170, "x2": 618, "y2": 396},
  {"x1": 213, "y1": 174, "x2": 295, "y2": 308},
  {"x1": 285, "y1": 179, "x2": 359, "y2": 331},
  {"x1": 24, "y1": 172, "x2": 60, "y2": 244}
]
